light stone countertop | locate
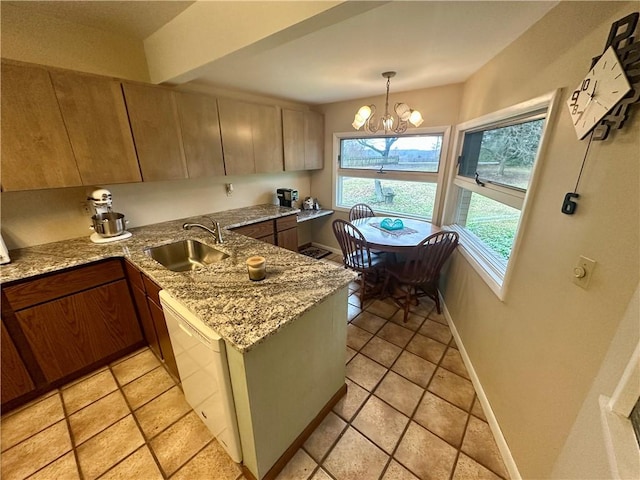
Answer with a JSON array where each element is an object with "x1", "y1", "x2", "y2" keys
[{"x1": 0, "y1": 204, "x2": 356, "y2": 353}]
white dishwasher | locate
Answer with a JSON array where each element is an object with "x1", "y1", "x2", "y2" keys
[{"x1": 159, "y1": 290, "x2": 242, "y2": 463}]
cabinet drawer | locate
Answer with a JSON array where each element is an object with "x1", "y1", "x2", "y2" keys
[
  {"x1": 232, "y1": 220, "x2": 274, "y2": 239},
  {"x1": 4, "y1": 259, "x2": 124, "y2": 311},
  {"x1": 276, "y1": 214, "x2": 297, "y2": 232}
]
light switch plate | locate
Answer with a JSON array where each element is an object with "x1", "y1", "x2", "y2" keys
[{"x1": 573, "y1": 256, "x2": 596, "y2": 289}]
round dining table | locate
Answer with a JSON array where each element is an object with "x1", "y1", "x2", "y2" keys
[{"x1": 351, "y1": 216, "x2": 441, "y2": 253}]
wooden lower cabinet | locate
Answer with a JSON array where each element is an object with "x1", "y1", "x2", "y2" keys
[
  {"x1": 16, "y1": 280, "x2": 142, "y2": 383},
  {"x1": 231, "y1": 215, "x2": 298, "y2": 250},
  {"x1": 1, "y1": 321, "x2": 35, "y2": 405},
  {"x1": 124, "y1": 260, "x2": 179, "y2": 380},
  {"x1": 147, "y1": 296, "x2": 179, "y2": 380},
  {"x1": 276, "y1": 215, "x2": 299, "y2": 251},
  {"x1": 1, "y1": 259, "x2": 144, "y2": 410},
  {"x1": 130, "y1": 283, "x2": 161, "y2": 359},
  {"x1": 277, "y1": 228, "x2": 298, "y2": 251}
]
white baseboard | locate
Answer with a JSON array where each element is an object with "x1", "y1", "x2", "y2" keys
[{"x1": 440, "y1": 295, "x2": 522, "y2": 480}]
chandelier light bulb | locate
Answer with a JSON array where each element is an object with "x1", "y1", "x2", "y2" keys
[
  {"x1": 409, "y1": 110, "x2": 424, "y2": 127},
  {"x1": 395, "y1": 103, "x2": 411, "y2": 121},
  {"x1": 357, "y1": 105, "x2": 372, "y2": 120}
]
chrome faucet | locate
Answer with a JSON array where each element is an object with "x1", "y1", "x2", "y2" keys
[{"x1": 183, "y1": 219, "x2": 224, "y2": 244}]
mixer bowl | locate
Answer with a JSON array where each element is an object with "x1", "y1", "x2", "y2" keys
[{"x1": 91, "y1": 212, "x2": 127, "y2": 237}]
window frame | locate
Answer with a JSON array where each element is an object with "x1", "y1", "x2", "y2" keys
[
  {"x1": 442, "y1": 90, "x2": 562, "y2": 300},
  {"x1": 332, "y1": 126, "x2": 451, "y2": 224},
  {"x1": 601, "y1": 342, "x2": 640, "y2": 478}
]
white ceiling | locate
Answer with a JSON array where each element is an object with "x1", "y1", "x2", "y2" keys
[
  {"x1": 4, "y1": 1, "x2": 558, "y2": 105},
  {"x1": 3, "y1": 1, "x2": 195, "y2": 39}
]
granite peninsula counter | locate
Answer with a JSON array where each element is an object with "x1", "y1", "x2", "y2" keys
[
  {"x1": 2, "y1": 204, "x2": 355, "y2": 479},
  {"x1": 0, "y1": 204, "x2": 355, "y2": 353}
]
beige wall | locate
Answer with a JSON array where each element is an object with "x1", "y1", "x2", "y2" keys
[
  {"x1": 0, "y1": 2, "x2": 149, "y2": 81},
  {"x1": 443, "y1": 2, "x2": 639, "y2": 479},
  {"x1": 0, "y1": 172, "x2": 311, "y2": 250},
  {"x1": 310, "y1": 83, "x2": 464, "y2": 247}
]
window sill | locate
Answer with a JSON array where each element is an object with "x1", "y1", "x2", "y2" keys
[{"x1": 445, "y1": 224, "x2": 507, "y2": 301}]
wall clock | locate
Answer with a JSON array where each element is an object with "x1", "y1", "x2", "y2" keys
[
  {"x1": 567, "y1": 12, "x2": 640, "y2": 141},
  {"x1": 562, "y1": 12, "x2": 640, "y2": 215},
  {"x1": 567, "y1": 46, "x2": 632, "y2": 140}
]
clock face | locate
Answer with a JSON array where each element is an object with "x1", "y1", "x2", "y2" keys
[{"x1": 567, "y1": 46, "x2": 632, "y2": 140}]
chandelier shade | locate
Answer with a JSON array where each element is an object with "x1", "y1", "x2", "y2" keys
[{"x1": 352, "y1": 71, "x2": 423, "y2": 134}]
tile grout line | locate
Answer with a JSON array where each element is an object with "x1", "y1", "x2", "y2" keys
[
  {"x1": 342, "y1": 302, "x2": 431, "y2": 479},
  {"x1": 373, "y1": 305, "x2": 439, "y2": 480},
  {"x1": 58, "y1": 388, "x2": 87, "y2": 480},
  {"x1": 108, "y1": 360, "x2": 183, "y2": 480},
  {"x1": 347, "y1": 300, "x2": 494, "y2": 480}
]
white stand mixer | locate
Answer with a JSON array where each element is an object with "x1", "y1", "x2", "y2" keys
[{"x1": 88, "y1": 188, "x2": 132, "y2": 244}]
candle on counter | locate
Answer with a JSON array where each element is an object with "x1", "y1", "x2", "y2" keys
[{"x1": 246, "y1": 256, "x2": 266, "y2": 281}]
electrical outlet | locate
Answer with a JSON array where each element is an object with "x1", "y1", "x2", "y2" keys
[
  {"x1": 573, "y1": 255, "x2": 596, "y2": 289},
  {"x1": 79, "y1": 202, "x2": 92, "y2": 215}
]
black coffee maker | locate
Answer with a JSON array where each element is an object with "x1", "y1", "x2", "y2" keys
[{"x1": 276, "y1": 188, "x2": 298, "y2": 207}]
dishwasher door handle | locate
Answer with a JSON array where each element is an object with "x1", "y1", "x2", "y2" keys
[{"x1": 178, "y1": 322, "x2": 194, "y2": 337}]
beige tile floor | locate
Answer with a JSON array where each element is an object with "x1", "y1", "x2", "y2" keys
[
  {"x1": 1, "y1": 349, "x2": 245, "y2": 480},
  {"x1": 1, "y1": 252, "x2": 510, "y2": 480}
]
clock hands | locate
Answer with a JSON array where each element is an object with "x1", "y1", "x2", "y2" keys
[{"x1": 573, "y1": 80, "x2": 608, "y2": 125}]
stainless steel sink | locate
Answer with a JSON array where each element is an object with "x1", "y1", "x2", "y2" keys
[{"x1": 145, "y1": 239, "x2": 229, "y2": 272}]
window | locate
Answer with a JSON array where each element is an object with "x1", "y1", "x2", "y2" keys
[
  {"x1": 335, "y1": 131, "x2": 449, "y2": 222},
  {"x1": 443, "y1": 91, "x2": 560, "y2": 298}
]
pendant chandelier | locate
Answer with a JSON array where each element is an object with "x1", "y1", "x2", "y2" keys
[{"x1": 352, "y1": 71, "x2": 423, "y2": 134}]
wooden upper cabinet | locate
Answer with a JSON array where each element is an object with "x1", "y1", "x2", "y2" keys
[
  {"x1": 0, "y1": 62, "x2": 81, "y2": 191},
  {"x1": 304, "y1": 110, "x2": 324, "y2": 170},
  {"x1": 175, "y1": 92, "x2": 225, "y2": 178},
  {"x1": 50, "y1": 71, "x2": 141, "y2": 185},
  {"x1": 252, "y1": 103, "x2": 283, "y2": 174},
  {"x1": 122, "y1": 83, "x2": 188, "y2": 181},
  {"x1": 282, "y1": 109, "x2": 324, "y2": 171},
  {"x1": 218, "y1": 98, "x2": 283, "y2": 175},
  {"x1": 218, "y1": 98, "x2": 257, "y2": 175},
  {"x1": 282, "y1": 109, "x2": 306, "y2": 171}
]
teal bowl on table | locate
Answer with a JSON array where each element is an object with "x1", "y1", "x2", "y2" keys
[{"x1": 380, "y1": 218, "x2": 404, "y2": 230}]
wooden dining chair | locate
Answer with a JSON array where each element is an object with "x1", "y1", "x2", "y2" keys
[
  {"x1": 349, "y1": 203, "x2": 375, "y2": 222},
  {"x1": 332, "y1": 219, "x2": 385, "y2": 307},
  {"x1": 383, "y1": 231, "x2": 459, "y2": 322}
]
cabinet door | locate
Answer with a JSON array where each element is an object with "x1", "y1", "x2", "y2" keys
[
  {"x1": 123, "y1": 83, "x2": 188, "y2": 181},
  {"x1": 148, "y1": 299, "x2": 180, "y2": 380},
  {"x1": 176, "y1": 92, "x2": 225, "y2": 178},
  {"x1": 218, "y1": 98, "x2": 256, "y2": 175},
  {"x1": 253, "y1": 104, "x2": 283, "y2": 173},
  {"x1": 50, "y1": 71, "x2": 141, "y2": 185},
  {"x1": 16, "y1": 280, "x2": 142, "y2": 383},
  {"x1": 304, "y1": 110, "x2": 324, "y2": 170},
  {"x1": 277, "y1": 228, "x2": 299, "y2": 252},
  {"x1": 0, "y1": 62, "x2": 81, "y2": 191},
  {"x1": 131, "y1": 285, "x2": 161, "y2": 359},
  {"x1": 282, "y1": 109, "x2": 306, "y2": 171},
  {"x1": 1, "y1": 321, "x2": 35, "y2": 405}
]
